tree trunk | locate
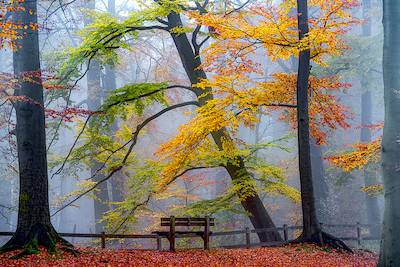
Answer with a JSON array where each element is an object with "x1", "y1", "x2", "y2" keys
[
  {"x1": 361, "y1": 0, "x2": 381, "y2": 238},
  {"x1": 86, "y1": 59, "x2": 109, "y2": 233},
  {"x1": 378, "y1": 1, "x2": 400, "y2": 265},
  {"x1": 84, "y1": 0, "x2": 110, "y2": 234},
  {"x1": 1, "y1": 0, "x2": 66, "y2": 253},
  {"x1": 310, "y1": 140, "x2": 329, "y2": 221},
  {"x1": 295, "y1": 0, "x2": 322, "y2": 242},
  {"x1": 167, "y1": 11, "x2": 282, "y2": 242}
]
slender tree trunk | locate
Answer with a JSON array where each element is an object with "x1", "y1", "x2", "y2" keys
[
  {"x1": 291, "y1": 0, "x2": 353, "y2": 253},
  {"x1": 167, "y1": 11, "x2": 282, "y2": 242},
  {"x1": 378, "y1": 1, "x2": 400, "y2": 265},
  {"x1": 295, "y1": 0, "x2": 322, "y2": 242},
  {"x1": 361, "y1": 0, "x2": 381, "y2": 238},
  {"x1": 1, "y1": 0, "x2": 66, "y2": 253}
]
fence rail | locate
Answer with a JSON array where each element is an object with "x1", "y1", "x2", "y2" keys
[{"x1": 0, "y1": 222, "x2": 381, "y2": 250}]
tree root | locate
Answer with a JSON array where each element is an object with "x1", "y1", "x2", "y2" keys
[
  {"x1": 0, "y1": 223, "x2": 77, "y2": 259},
  {"x1": 320, "y1": 232, "x2": 354, "y2": 254},
  {"x1": 291, "y1": 231, "x2": 354, "y2": 254}
]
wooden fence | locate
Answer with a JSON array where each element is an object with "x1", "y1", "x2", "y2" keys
[{"x1": 0, "y1": 222, "x2": 381, "y2": 250}]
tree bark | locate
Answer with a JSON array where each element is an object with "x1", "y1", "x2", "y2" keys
[
  {"x1": 378, "y1": 1, "x2": 400, "y2": 265},
  {"x1": 310, "y1": 140, "x2": 329, "y2": 221},
  {"x1": 1, "y1": 0, "x2": 67, "y2": 253},
  {"x1": 167, "y1": 11, "x2": 282, "y2": 242},
  {"x1": 361, "y1": 0, "x2": 381, "y2": 238}
]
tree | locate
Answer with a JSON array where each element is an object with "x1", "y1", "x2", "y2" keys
[
  {"x1": 360, "y1": 0, "x2": 381, "y2": 237},
  {"x1": 56, "y1": 0, "x2": 360, "y2": 248},
  {"x1": 295, "y1": 0, "x2": 320, "y2": 243},
  {"x1": 57, "y1": 0, "x2": 285, "y2": 242},
  {"x1": 187, "y1": 0, "x2": 360, "y2": 250},
  {"x1": 378, "y1": 0, "x2": 400, "y2": 265},
  {"x1": 0, "y1": 0, "x2": 69, "y2": 255}
]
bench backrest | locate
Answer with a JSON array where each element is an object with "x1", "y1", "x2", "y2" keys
[{"x1": 161, "y1": 217, "x2": 215, "y2": 227}]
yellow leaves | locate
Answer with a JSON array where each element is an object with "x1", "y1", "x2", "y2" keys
[
  {"x1": 51, "y1": 180, "x2": 101, "y2": 209},
  {"x1": 357, "y1": 183, "x2": 383, "y2": 197},
  {"x1": 189, "y1": 0, "x2": 361, "y2": 68}
]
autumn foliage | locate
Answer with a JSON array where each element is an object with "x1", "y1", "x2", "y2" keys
[
  {"x1": 155, "y1": 0, "x2": 361, "y2": 188},
  {"x1": 0, "y1": 244, "x2": 378, "y2": 267}
]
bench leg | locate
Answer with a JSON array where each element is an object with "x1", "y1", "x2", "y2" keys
[
  {"x1": 170, "y1": 216, "x2": 176, "y2": 252},
  {"x1": 157, "y1": 236, "x2": 161, "y2": 250},
  {"x1": 169, "y1": 235, "x2": 175, "y2": 252}
]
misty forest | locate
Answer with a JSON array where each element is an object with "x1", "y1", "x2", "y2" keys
[{"x1": 0, "y1": 0, "x2": 397, "y2": 266}]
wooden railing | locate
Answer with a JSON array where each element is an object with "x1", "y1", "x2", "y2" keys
[{"x1": 0, "y1": 222, "x2": 381, "y2": 250}]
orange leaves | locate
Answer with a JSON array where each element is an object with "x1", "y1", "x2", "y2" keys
[
  {"x1": 0, "y1": 0, "x2": 25, "y2": 50},
  {"x1": 0, "y1": 244, "x2": 379, "y2": 266},
  {"x1": 324, "y1": 137, "x2": 381, "y2": 172},
  {"x1": 324, "y1": 122, "x2": 383, "y2": 172}
]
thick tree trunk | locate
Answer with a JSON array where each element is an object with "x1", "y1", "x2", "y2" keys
[
  {"x1": 1, "y1": 0, "x2": 67, "y2": 253},
  {"x1": 167, "y1": 11, "x2": 282, "y2": 242},
  {"x1": 378, "y1": 1, "x2": 400, "y2": 266},
  {"x1": 361, "y1": 0, "x2": 381, "y2": 238}
]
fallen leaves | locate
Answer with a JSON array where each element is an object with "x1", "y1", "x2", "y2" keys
[{"x1": 0, "y1": 243, "x2": 378, "y2": 266}]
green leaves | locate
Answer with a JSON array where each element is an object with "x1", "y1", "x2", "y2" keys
[{"x1": 103, "y1": 82, "x2": 169, "y2": 115}]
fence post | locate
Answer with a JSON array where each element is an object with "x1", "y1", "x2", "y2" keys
[
  {"x1": 283, "y1": 224, "x2": 288, "y2": 241},
  {"x1": 204, "y1": 216, "x2": 210, "y2": 250},
  {"x1": 101, "y1": 232, "x2": 106, "y2": 249},
  {"x1": 357, "y1": 222, "x2": 362, "y2": 246},
  {"x1": 245, "y1": 227, "x2": 250, "y2": 248}
]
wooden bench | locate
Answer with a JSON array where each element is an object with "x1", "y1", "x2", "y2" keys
[{"x1": 152, "y1": 216, "x2": 214, "y2": 251}]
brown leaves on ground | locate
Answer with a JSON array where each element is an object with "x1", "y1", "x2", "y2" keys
[{"x1": 0, "y1": 243, "x2": 378, "y2": 266}]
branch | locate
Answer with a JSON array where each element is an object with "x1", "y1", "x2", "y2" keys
[
  {"x1": 106, "y1": 85, "x2": 196, "y2": 109},
  {"x1": 51, "y1": 101, "x2": 199, "y2": 216},
  {"x1": 113, "y1": 165, "x2": 220, "y2": 232}
]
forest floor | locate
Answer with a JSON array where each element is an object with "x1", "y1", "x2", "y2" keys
[{"x1": 0, "y1": 243, "x2": 378, "y2": 266}]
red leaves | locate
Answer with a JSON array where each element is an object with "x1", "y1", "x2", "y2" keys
[
  {"x1": 45, "y1": 107, "x2": 99, "y2": 122},
  {"x1": 0, "y1": 244, "x2": 378, "y2": 266}
]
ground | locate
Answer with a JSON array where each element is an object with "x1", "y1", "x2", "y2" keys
[{"x1": 0, "y1": 243, "x2": 378, "y2": 266}]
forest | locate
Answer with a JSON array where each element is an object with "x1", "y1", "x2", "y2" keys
[{"x1": 0, "y1": 0, "x2": 397, "y2": 266}]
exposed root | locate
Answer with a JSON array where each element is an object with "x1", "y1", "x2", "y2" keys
[
  {"x1": 291, "y1": 231, "x2": 354, "y2": 254},
  {"x1": 0, "y1": 223, "x2": 76, "y2": 259},
  {"x1": 321, "y1": 232, "x2": 354, "y2": 254},
  {"x1": 59, "y1": 246, "x2": 80, "y2": 257}
]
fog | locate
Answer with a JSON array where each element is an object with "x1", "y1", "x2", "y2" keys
[{"x1": 0, "y1": 0, "x2": 385, "y2": 250}]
